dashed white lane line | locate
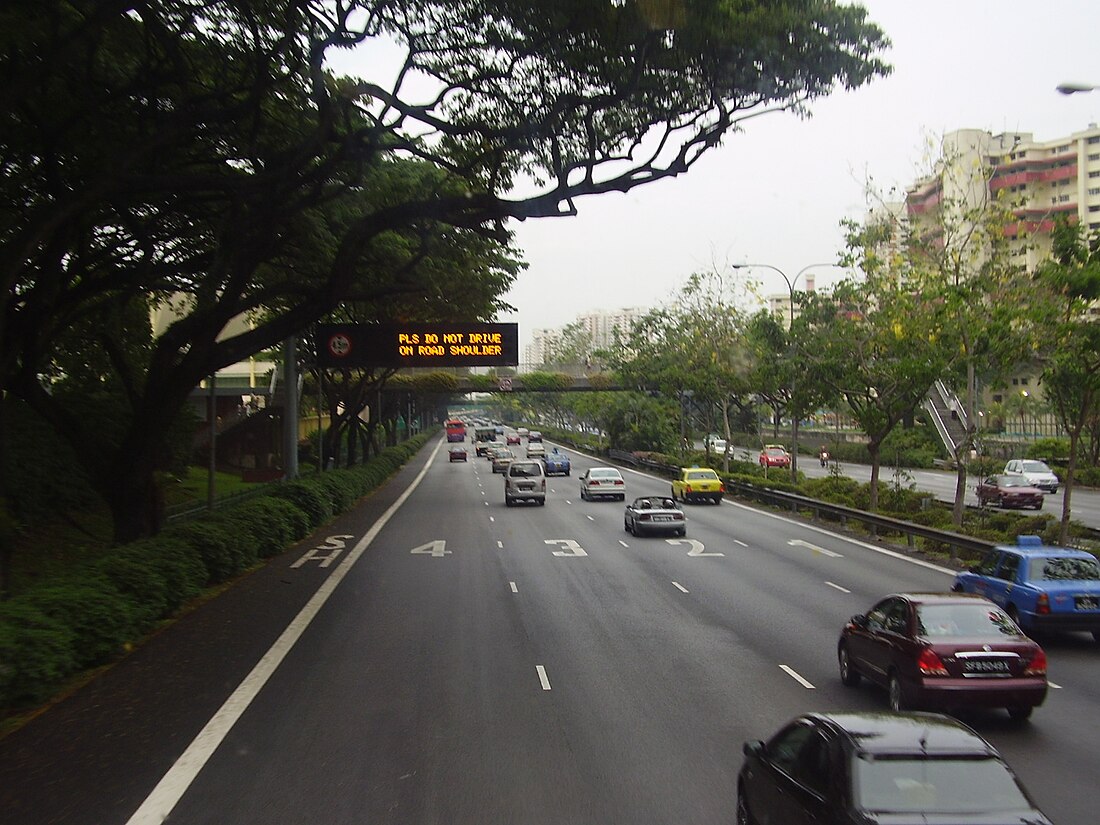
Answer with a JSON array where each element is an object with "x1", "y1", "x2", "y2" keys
[
  {"x1": 586, "y1": 515, "x2": 595, "y2": 521},
  {"x1": 1050, "y1": 682, "x2": 1063, "y2": 689},
  {"x1": 734, "y1": 539, "x2": 748, "y2": 547},
  {"x1": 825, "y1": 581, "x2": 851, "y2": 593},
  {"x1": 780, "y1": 665, "x2": 816, "y2": 689},
  {"x1": 489, "y1": 516, "x2": 495, "y2": 523},
  {"x1": 618, "y1": 540, "x2": 629, "y2": 548},
  {"x1": 497, "y1": 541, "x2": 504, "y2": 548},
  {"x1": 536, "y1": 665, "x2": 552, "y2": 690},
  {"x1": 480, "y1": 490, "x2": 485, "y2": 496},
  {"x1": 510, "y1": 581, "x2": 518, "y2": 593},
  {"x1": 484, "y1": 501, "x2": 489, "y2": 506},
  {"x1": 672, "y1": 582, "x2": 689, "y2": 594}
]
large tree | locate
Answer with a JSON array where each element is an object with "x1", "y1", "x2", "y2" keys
[{"x1": 2, "y1": 1, "x2": 890, "y2": 542}]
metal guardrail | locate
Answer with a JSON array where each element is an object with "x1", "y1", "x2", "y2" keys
[
  {"x1": 164, "y1": 482, "x2": 276, "y2": 523},
  {"x1": 607, "y1": 449, "x2": 994, "y2": 564}
]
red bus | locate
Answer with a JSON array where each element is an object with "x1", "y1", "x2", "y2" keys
[{"x1": 445, "y1": 419, "x2": 466, "y2": 442}]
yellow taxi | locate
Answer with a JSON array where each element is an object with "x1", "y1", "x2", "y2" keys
[{"x1": 671, "y1": 466, "x2": 725, "y2": 505}]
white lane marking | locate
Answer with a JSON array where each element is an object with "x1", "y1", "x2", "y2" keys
[
  {"x1": 536, "y1": 665, "x2": 552, "y2": 690},
  {"x1": 672, "y1": 581, "x2": 689, "y2": 593},
  {"x1": 566, "y1": 500, "x2": 572, "y2": 506},
  {"x1": 787, "y1": 539, "x2": 842, "y2": 558},
  {"x1": 497, "y1": 541, "x2": 504, "y2": 548},
  {"x1": 610, "y1": 464, "x2": 957, "y2": 576},
  {"x1": 586, "y1": 515, "x2": 595, "y2": 521},
  {"x1": 510, "y1": 581, "x2": 518, "y2": 593},
  {"x1": 489, "y1": 516, "x2": 495, "y2": 523},
  {"x1": 484, "y1": 501, "x2": 489, "y2": 506},
  {"x1": 734, "y1": 539, "x2": 748, "y2": 547},
  {"x1": 780, "y1": 665, "x2": 816, "y2": 689},
  {"x1": 1049, "y1": 681, "x2": 1062, "y2": 689},
  {"x1": 618, "y1": 540, "x2": 629, "y2": 548},
  {"x1": 825, "y1": 581, "x2": 851, "y2": 593},
  {"x1": 126, "y1": 437, "x2": 447, "y2": 825}
]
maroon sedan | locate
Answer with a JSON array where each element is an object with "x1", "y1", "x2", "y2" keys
[
  {"x1": 977, "y1": 474, "x2": 1044, "y2": 509},
  {"x1": 838, "y1": 593, "x2": 1047, "y2": 721}
]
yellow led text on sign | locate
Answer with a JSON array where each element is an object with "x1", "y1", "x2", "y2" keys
[{"x1": 396, "y1": 330, "x2": 504, "y2": 358}]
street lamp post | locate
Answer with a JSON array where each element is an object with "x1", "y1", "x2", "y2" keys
[{"x1": 733, "y1": 262, "x2": 838, "y2": 479}]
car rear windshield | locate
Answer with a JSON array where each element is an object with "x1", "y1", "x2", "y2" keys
[
  {"x1": 853, "y1": 755, "x2": 1031, "y2": 814},
  {"x1": 687, "y1": 471, "x2": 718, "y2": 480},
  {"x1": 915, "y1": 604, "x2": 1019, "y2": 637},
  {"x1": 508, "y1": 463, "x2": 542, "y2": 478},
  {"x1": 590, "y1": 469, "x2": 621, "y2": 478},
  {"x1": 1030, "y1": 556, "x2": 1100, "y2": 581}
]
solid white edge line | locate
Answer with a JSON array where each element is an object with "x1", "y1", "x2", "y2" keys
[
  {"x1": 672, "y1": 581, "x2": 689, "y2": 594},
  {"x1": 125, "y1": 437, "x2": 446, "y2": 825},
  {"x1": 825, "y1": 581, "x2": 851, "y2": 593},
  {"x1": 780, "y1": 665, "x2": 816, "y2": 689},
  {"x1": 536, "y1": 665, "x2": 552, "y2": 690},
  {"x1": 510, "y1": 581, "x2": 518, "y2": 593},
  {"x1": 734, "y1": 539, "x2": 748, "y2": 547}
]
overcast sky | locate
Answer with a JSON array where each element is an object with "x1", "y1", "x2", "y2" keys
[{"x1": 497, "y1": 1, "x2": 1100, "y2": 351}]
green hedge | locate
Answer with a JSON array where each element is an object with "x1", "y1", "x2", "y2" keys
[{"x1": 0, "y1": 433, "x2": 431, "y2": 711}]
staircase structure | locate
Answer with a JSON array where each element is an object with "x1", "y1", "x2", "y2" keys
[{"x1": 922, "y1": 380, "x2": 969, "y2": 460}]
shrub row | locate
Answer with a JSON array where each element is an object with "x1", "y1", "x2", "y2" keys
[{"x1": 0, "y1": 434, "x2": 431, "y2": 711}]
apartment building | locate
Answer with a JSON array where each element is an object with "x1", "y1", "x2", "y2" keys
[
  {"x1": 905, "y1": 125, "x2": 1100, "y2": 270},
  {"x1": 524, "y1": 307, "x2": 648, "y2": 370}
]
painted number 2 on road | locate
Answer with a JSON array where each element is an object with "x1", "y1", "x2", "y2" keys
[{"x1": 665, "y1": 539, "x2": 723, "y2": 557}]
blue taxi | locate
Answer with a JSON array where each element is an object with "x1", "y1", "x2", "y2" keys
[
  {"x1": 542, "y1": 447, "x2": 571, "y2": 476},
  {"x1": 952, "y1": 535, "x2": 1100, "y2": 642}
]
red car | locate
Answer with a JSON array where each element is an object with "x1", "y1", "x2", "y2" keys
[
  {"x1": 977, "y1": 474, "x2": 1044, "y2": 510},
  {"x1": 506, "y1": 433, "x2": 521, "y2": 445},
  {"x1": 838, "y1": 592, "x2": 1047, "y2": 721},
  {"x1": 448, "y1": 446, "x2": 467, "y2": 462},
  {"x1": 758, "y1": 445, "x2": 791, "y2": 468}
]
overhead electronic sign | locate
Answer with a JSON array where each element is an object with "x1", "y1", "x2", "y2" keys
[{"x1": 316, "y1": 323, "x2": 519, "y2": 368}]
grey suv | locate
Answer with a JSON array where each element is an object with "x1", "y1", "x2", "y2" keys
[{"x1": 505, "y1": 460, "x2": 546, "y2": 506}]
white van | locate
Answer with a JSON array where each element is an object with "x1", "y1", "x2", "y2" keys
[{"x1": 505, "y1": 460, "x2": 546, "y2": 506}]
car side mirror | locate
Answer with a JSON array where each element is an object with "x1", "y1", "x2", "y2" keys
[
  {"x1": 743, "y1": 740, "x2": 765, "y2": 758},
  {"x1": 850, "y1": 613, "x2": 868, "y2": 629}
]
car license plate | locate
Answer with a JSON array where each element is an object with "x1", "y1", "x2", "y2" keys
[
  {"x1": 964, "y1": 660, "x2": 1009, "y2": 673},
  {"x1": 652, "y1": 515, "x2": 670, "y2": 522},
  {"x1": 1076, "y1": 596, "x2": 1099, "y2": 610}
]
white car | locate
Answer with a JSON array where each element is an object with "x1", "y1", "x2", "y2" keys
[
  {"x1": 579, "y1": 467, "x2": 626, "y2": 501},
  {"x1": 704, "y1": 433, "x2": 728, "y2": 452},
  {"x1": 526, "y1": 442, "x2": 546, "y2": 458},
  {"x1": 1004, "y1": 459, "x2": 1059, "y2": 493}
]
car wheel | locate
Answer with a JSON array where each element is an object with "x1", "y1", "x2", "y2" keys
[
  {"x1": 1032, "y1": 501, "x2": 1043, "y2": 510},
  {"x1": 1007, "y1": 706, "x2": 1033, "y2": 722},
  {"x1": 712, "y1": 495, "x2": 722, "y2": 505},
  {"x1": 624, "y1": 519, "x2": 631, "y2": 533},
  {"x1": 1092, "y1": 631, "x2": 1100, "y2": 643},
  {"x1": 579, "y1": 488, "x2": 586, "y2": 501},
  {"x1": 838, "y1": 645, "x2": 861, "y2": 687},
  {"x1": 505, "y1": 498, "x2": 514, "y2": 507},
  {"x1": 538, "y1": 499, "x2": 546, "y2": 506},
  {"x1": 888, "y1": 672, "x2": 906, "y2": 712},
  {"x1": 677, "y1": 527, "x2": 686, "y2": 537},
  {"x1": 618, "y1": 494, "x2": 625, "y2": 502},
  {"x1": 951, "y1": 583, "x2": 963, "y2": 592},
  {"x1": 565, "y1": 470, "x2": 570, "y2": 476}
]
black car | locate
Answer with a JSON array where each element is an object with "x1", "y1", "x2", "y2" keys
[{"x1": 737, "y1": 711, "x2": 1051, "y2": 824}]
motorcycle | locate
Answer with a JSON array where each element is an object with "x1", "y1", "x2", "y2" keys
[{"x1": 819, "y1": 450, "x2": 829, "y2": 468}]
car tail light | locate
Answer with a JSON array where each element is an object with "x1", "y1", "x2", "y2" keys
[
  {"x1": 639, "y1": 513, "x2": 651, "y2": 521},
  {"x1": 1036, "y1": 593, "x2": 1051, "y2": 615},
  {"x1": 918, "y1": 647, "x2": 948, "y2": 676},
  {"x1": 718, "y1": 483, "x2": 725, "y2": 493},
  {"x1": 540, "y1": 479, "x2": 545, "y2": 491},
  {"x1": 685, "y1": 485, "x2": 693, "y2": 494},
  {"x1": 1024, "y1": 648, "x2": 1047, "y2": 676},
  {"x1": 613, "y1": 479, "x2": 623, "y2": 485}
]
